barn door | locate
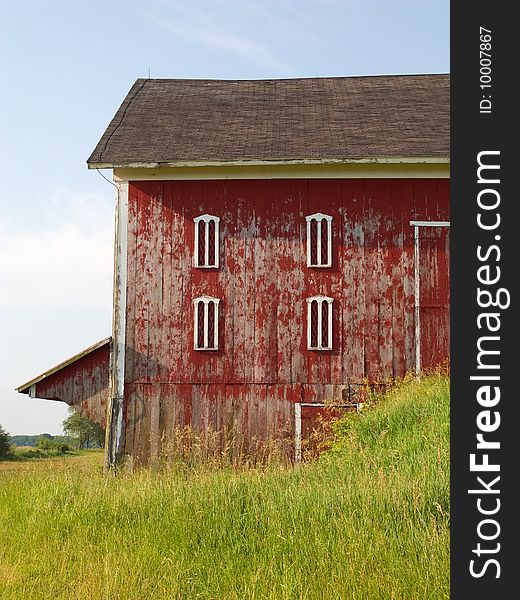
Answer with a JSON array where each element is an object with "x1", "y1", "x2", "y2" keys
[{"x1": 411, "y1": 221, "x2": 450, "y2": 373}]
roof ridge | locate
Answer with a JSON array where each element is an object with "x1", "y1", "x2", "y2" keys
[{"x1": 135, "y1": 73, "x2": 450, "y2": 84}]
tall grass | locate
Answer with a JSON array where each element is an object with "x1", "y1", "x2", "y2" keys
[{"x1": 0, "y1": 372, "x2": 449, "y2": 599}]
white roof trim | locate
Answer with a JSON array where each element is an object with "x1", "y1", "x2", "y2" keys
[{"x1": 90, "y1": 156, "x2": 450, "y2": 170}]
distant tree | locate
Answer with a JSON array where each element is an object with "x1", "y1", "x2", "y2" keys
[
  {"x1": 9, "y1": 434, "x2": 75, "y2": 447},
  {"x1": 62, "y1": 408, "x2": 105, "y2": 449},
  {"x1": 55, "y1": 442, "x2": 73, "y2": 454},
  {"x1": 36, "y1": 436, "x2": 56, "y2": 451},
  {"x1": 0, "y1": 424, "x2": 12, "y2": 457},
  {"x1": 35, "y1": 436, "x2": 72, "y2": 455},
  {"x1": 9, "y1": 435, "x2": 39, "y2": 447}
]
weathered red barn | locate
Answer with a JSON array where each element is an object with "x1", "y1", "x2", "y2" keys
[{"x1": 17, "y1": 75, "x2": 450, "y2": 467}]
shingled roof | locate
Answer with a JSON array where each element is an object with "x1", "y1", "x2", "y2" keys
[{"x1": 87, "y1": 74, "x2": 449, "y2": 167}]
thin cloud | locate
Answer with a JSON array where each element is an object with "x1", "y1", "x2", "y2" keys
[
  {"x1": 0, "y1": 191, "x2": 113, "y2": 309},
  {"x1": 147, "y1": 0, "x2": 293, "y2": 74}
]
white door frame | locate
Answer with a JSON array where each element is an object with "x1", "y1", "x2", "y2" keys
[
  {"x1": 294, "y1": 402, "x2": 361, "y2": 463},
  {"x1": 410, "y1": 220, "x2": 450, "y2": 374}
]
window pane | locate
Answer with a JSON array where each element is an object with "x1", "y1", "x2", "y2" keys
[
  {"x1": 198, "y1": 222, "x2": 206, "y2": 266},
  {"x1": 207, "y1": 301, "x2": 215, "y2": 348},
  {"x1": 310, "y1": 219, "x2": 318, "y2": 265},
  {"x1": 197, "y1": 302, "x2": 205, "y2": 348},
  {"x1": 310, "y1": 301, "x2": 319, "y2": 348},
  {"x1": 320, "y1": 219, "x2": 328, "y2": 265},
  {"x1": 208, "y1": 220, "x2": 216, "y2": 266},
  {"x1": 321, "y1": 301, "x2": 329, "y2": 348}
]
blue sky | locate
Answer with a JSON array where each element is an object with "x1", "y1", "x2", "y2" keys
[{"x1": 0, "y1": 0, "x2": 449, "y2": 435}]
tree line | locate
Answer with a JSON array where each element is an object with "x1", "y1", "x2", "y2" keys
[{"x1": 0, "y1": 408, "x2": 105, "y2": 458}]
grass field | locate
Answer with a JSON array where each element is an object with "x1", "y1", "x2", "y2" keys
[{"x1": 0, "y1": 373, "x2": 449, "y2": 599}]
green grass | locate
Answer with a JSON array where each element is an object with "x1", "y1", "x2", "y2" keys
[
  {"x1": 0, "y1": 373, "x2": 449, "y2": 599},
  {"x1": 2, "y1": 447, "x2": 76, "y2": 462}
]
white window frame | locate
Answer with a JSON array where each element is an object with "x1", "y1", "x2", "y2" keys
[
  {"x1": 194, "y1": 214, "x2": 220, "y2": 268},
  {"x1": 306, "y1": 213, "x2": 332, "y2": 268},
  {"x1": 307, "y1": 295, "x2": 333, "y2": 350},
  {"x1": 194, "y1": 296, "x2": 220, "y2": 350}
]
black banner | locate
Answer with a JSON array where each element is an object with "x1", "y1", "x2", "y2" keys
[{"x1": 451, "y1": 2, "x2": 516, "y2": 597}]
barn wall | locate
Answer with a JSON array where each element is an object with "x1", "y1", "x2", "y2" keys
[
  {"x1": 33, "y1": 344, "x2": 110, "y2": 427},
  {"x1": 123, "y1": 178, "x2": 449, "y2": 462},
  {"x1": 123, "y1": 382, "x2": 296, "y2": 464}
]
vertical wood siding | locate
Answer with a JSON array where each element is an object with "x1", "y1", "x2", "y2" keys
[
  {"x1": 32, "y1": 344, "x2": 110, "y2": 426},
  {"x1": 123, "y1": 178, "x2": 450, "y2": 462}
]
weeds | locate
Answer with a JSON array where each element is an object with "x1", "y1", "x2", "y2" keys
[{"x1": 0, "y1": 372, "x2": 449, "y2": 599}]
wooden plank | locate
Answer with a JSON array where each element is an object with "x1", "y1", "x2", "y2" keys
[
  {"x1": 125, "y1": 384, "x2": 141, "y2": 464},
  {"x1": 376, "y1": 179, "x2": 396, "y2": 380},
  {"x1": 401, "y1": 180, "x2": 416, "y2": 372},
  {"x1": 386, "y1": 179, "x2": 406, "y2": 377},
  {"x1": 167, "y1": 181, "x2": 190, "y2": 383},
  {"x1": 362, "y1": 180, "x2": 379, "y2": 381},
  {"x1": 253, "y1": 181, "x2": 278, "y2": 383},
  {"x1": 124, "y1": 382, "x2": 135, "y2": 457},
  {"x1": 133, "y1": 183, "x2": 152, "y2": 384},
  {"x1": 146, "y1": 182, "x2": 165, "y2": 383},
  {"x1": 248, "y1": 384, "x2": 259, "y2": 449},
  {"x1": 125, "y1": 184, "x2": 139, "y2": 384},
  {"x1": 288, "y1": 180, "x2": 306, "y2": 384},
  {"x1": 149, "y1": 383, "x2": 161, "y2": 461},
  {"x1": 230, "y1": 181, "x2": 256, "y2": 384},
  {"x1": 340, "y1": 179, "x2": 364, "y2": 382},
  {"x1": 159, "y1": 183, "x2": 173, "y2": 384},
  {"x1": 257, "y1": 384, "x2": 268, "y2": 441},
  {"x1": 220, "y1": 180, "x2": 236, "y2": 384}
]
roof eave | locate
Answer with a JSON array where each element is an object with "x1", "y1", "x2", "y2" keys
[
  {"x1": 16, "y1": 337, "x2": 111, "y2": 394},
  {"x1": 87, "y1": 156, "x2": 450, "y2": 170}
]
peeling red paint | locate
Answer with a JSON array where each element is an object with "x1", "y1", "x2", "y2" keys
[
  {"x1": 29, "y1": 343, "x2": 110, "y2": 426},
  {"x1": 121, "y1": 178, "x2": 449, "y2": 463}
]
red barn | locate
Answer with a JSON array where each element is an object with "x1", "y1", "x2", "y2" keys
[{"x1": 17, "y1": 75, "x2": 450, "y2": 467}]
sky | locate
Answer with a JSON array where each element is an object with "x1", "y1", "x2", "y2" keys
[{"x1": 0, "y1": 0, "x2": 449, "y2": 435}]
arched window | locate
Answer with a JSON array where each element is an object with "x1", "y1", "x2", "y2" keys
[
  {"x1": 306, "y1": 213, "x2": 332, "y2": 267},
  {"x1": 194, "y1": 296, "x2": 220, "y2": 350},
  {"x1": 194, "y1": 214, "x2": 220, "y2": 268},
  {"x1": 307, "y1": 295, "x2": 333, "y2": 350}
]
